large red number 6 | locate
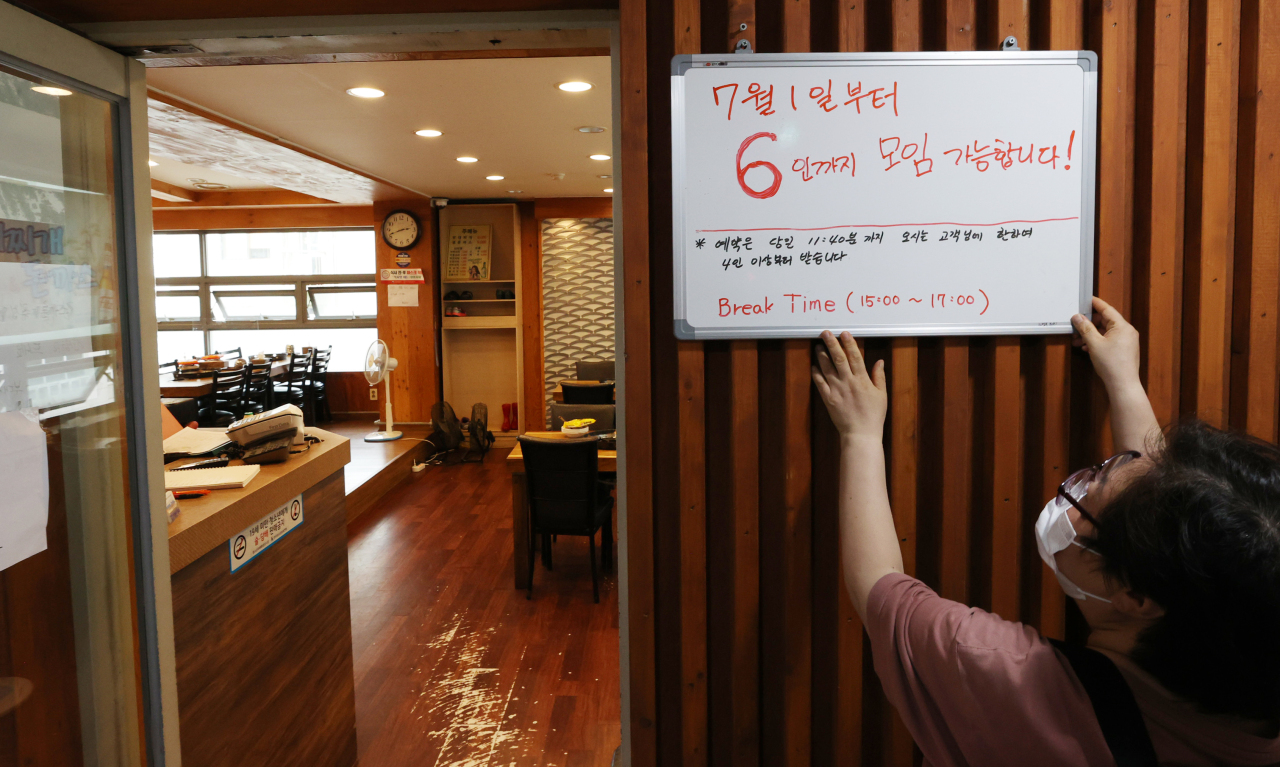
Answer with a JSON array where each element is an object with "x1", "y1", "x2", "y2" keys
[{"x1": 736, "y1": 132, "x2": 782, "y2": 199}]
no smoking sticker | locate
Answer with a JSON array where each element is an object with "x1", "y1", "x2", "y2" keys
[{"x1": 229, "y1": 493, "x2": 304, "y2": 572}]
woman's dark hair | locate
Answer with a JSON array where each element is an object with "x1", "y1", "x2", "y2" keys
[{"x1": 1085, "y1": 419, "x2": 1280, "y2": 722}]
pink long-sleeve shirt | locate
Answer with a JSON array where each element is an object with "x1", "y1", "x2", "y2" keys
[{"x1": 866, "y1": 573, "x2": 1280, "y2": 766}]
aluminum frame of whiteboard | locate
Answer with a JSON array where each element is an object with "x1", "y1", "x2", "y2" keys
[{"x1": 670, "y1": 50, "x2": 1099, "y2": 340}]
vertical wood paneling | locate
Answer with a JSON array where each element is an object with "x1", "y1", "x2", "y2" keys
[
  {"x1": 619, "y1": 0, "x2": 657, "y2": 764},
  {"x1": 729, "y1": 341, "x2": 761, "y2": 767},
  {"x1": 1182, "y1": 0, "x2": 1241, "y2": 427},
  {"x1": 518, "y1": 202, "x2": 546, "y2": 431},
  {"x1": 987, "y1": 338, "x2": 1023, "y2": 619},
  {"x1": 1230, "y1": 0, "x2": 1279, "y2": 440}
]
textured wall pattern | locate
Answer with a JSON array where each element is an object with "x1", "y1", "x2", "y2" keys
[{"x1": 541, "y1": 218, "x2": 614, "y2": 427}]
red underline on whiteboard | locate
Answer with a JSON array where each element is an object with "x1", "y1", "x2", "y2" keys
[{"x1": 696, "y1": 216, "x2": 1079, "y2": 233}]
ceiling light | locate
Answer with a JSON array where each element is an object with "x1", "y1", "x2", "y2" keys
[
  {"x1": 578, "y1": 126, "x2": 606, "y2": 133},
  {"x1": 558, "y1": 81, "x2": 592, "y2": 92},
  {"x1": 486, "y1": 175, "x2": 504, "y2": 181},
  {"x1": 457, "y1": 157, "x2": 478, "y2": 163},
  {"x1": 187, "y1": 178, "x2": 206, "y2": 184},
  {"x1": 598, "y1": 174, "x2": 612, "y2": 179},
  {"x1": 507, "y1": 190, "x2": 523, "y2": 194},
  {"x1": 590, "y1": 154, "x2": 611, "y2": 161},
  {"x1": 415, "y1": 129, "x2": 442, "y2": 137},
  {"x1": 148, "y1": 160, "x2": 159, "y2": 167},
  {"x1": 345, "y1": 87, "x2": 384, "y2": 98},
  {"x1": 31, "y1": 86, "x2": 72, "y2": 96},
  {"x1": 193, "y1": 182, "x2": 229, "y2": 190},
  {"x1": 604, "y1": 188, "x2": 614, "y2": 193}
]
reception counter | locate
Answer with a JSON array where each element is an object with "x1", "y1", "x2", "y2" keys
[{"x1": 167, "y1": 428, "x2": 355, "y2": 767}]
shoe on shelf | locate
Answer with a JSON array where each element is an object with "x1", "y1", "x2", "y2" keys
[
  {"x1": 501, "y1": 403, "x2": 512, "y2": 432},
  {"x1": 511, "y1": 402, "x2": 519, "y2": 431},
  {"x1": 443, "y1": 290, "x2": 460, "y2": 300},
  {"x1": 459, "y1": 290, "x2": 473, "y2": 300}
]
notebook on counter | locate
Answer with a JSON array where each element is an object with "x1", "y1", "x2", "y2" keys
[
  {"x1": 164, "y1": 464, "x2": 260, "y2": 491},
  {"x1": 162, "y1": 427, "x2": 231, "y2": 456}
]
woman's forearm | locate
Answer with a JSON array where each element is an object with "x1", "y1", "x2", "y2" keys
[
  {"x1": 839, "y1": 435, "x2": 905, "y2": 618},
  {"x1": 1105, "y1": 377, "x2": 1162, "y2": 455}
]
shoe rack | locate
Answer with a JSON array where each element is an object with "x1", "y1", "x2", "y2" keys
[{"x1": 438, "y1": 203, "x2": 525, "y2": 446}]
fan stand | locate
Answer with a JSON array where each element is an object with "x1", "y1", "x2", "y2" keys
[{"x1": 365, "y1": 374, "x2": 403, "y2": 442}]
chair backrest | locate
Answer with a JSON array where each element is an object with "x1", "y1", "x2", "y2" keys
[
  {"x1": 309, "y1": 346, "x2": 331, "y2": 384},
  {"x1": 575, "y1": 359, "x2": 616, "y2": 381},
  {"x1": 561, "y1": 381, "x2": 615, "y2": 405},
  {"x1": 159, "y1": 359, "x2": 178, "y2": 376},
  {"x1": 210, "y1": 367, "x2": 248, "y2": 412},
  {"x1": 281, "y1": 351, "x2": 312, "y2": 394},
  {"x1": 245, "y1": 361, "x2": 273, "y2": 399},
  {"x1": 218, "y1": 347, "x2": 243, "y2": 360},
  {"x1": 519, "y1": 435, "x2": 601, "y2": 535},
  {"x1": 549, "y1": 403, "x2": 615, "y2": 432}
]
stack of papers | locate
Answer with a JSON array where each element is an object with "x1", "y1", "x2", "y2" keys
[
  {"x1": 164, "y1": 465, "x2": 260, "y2": 491},
  {"x1": 163, "y1": 427, "x2": 230, "y2": 456}
]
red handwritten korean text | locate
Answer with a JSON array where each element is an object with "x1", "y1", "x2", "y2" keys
[
  {"x1": 879, "y1": 133, "x2": 933, "y2": 177},
  {"x1": 792, "y1": 153, "x2": 856, "y2": 182},
  {"x1": 943, "y1": 131, "x2": 1074, "y2": 172},
  {"x1": 713, "y1": 80, "x2": 899, "y2": 120}
]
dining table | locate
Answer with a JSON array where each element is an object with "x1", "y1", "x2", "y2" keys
[
  {"x1": 507, "y1": 431, "x2": 617, "y2": 589},
  {"x1": 550, "y1": 379, "x2": 617, "y2": 403},
  {"x1": 159, "y1": 359, "x2": 289, "y2": 398}
]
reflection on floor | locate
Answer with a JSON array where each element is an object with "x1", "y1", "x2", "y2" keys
[{"x1": 347, "y1": 447, "x2": 621, "y2": 767}]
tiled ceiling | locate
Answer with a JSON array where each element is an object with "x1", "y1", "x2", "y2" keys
[{"x1": 146, "y1": 56, "x2": 613, "y2": 201}]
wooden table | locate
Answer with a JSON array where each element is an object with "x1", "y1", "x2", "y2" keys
[
  {"x1": 160, "y1": 360, "x2": 288, "y2": 398},
  {"x1": 550, "y1": 379, "x2": 616, "y2": 403},
  {"x1": 507, "y1": 432, "x2": 616, "y2": 589}
]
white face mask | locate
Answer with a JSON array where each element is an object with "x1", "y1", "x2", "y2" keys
[{"x1": 1034, "y1": 494, "x2": 1112, "y2": 603}]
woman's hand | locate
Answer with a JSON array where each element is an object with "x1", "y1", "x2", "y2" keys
[
  {"x1": 1072, "y1": 296, "x2": 1141, "y2": 390},
  {"x1": 812, "y1": 330, "x2": 887, "y2": 441}
]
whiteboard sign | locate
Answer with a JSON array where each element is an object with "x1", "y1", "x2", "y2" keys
[{"x1": 671, "y1": 51, "x2": 1097, "y2": 339}]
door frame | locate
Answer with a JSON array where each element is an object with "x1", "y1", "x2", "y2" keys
[{"x1": 0, "y1": 3, "x2": 176, "y2": 765}]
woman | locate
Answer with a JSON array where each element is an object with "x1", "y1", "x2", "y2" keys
[{"x1": 811, "y1": 297, "x2": 1280, "y2": 766}]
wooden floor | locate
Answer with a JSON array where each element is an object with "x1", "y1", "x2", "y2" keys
[{"x1": 347, "y1": 447, "x2": 621, "y2": 767}]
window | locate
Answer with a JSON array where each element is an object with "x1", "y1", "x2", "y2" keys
[{"x1": 154, "y1": 229, "x2": 377, "y2": 371}]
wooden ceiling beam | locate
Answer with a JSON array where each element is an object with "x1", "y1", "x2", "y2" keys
[
  {"x1": 151, "y1": 189, "x2": 342, "y2": 208},
  {"x1": 151, "y1": 179, "x2": 196, "y2": 202},
  {"x1": 143, "y1": 46, "x2": 611, "y2": 68}
]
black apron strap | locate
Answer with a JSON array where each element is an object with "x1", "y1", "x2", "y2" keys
[{"x1": 1049, "y1": 639, "x2": 1160, "y2": 767}]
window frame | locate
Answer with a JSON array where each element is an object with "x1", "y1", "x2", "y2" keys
[{"x1": 154, "y1": 227, "x2": 378, "y2": 355}]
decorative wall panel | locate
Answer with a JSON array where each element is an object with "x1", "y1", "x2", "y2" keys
[{"x1": 541, "y1": 217, "x2": 614, "y2": 426}]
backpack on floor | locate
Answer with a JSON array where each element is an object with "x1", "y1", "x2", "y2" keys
[
  {"x1": 427, "y1": 400, "x2": 464, "y2": 454},
  {"x1": 461, "y1": 403, "x2": 494, "y2": 463}
]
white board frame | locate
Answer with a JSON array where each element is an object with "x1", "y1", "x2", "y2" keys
[{"x1": 671, "y1": 50, "x2": 1099, "y2": 340}]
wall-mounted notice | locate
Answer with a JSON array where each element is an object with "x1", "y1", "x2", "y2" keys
[
  {"x1": 671, "y1": 51, "x2": 1098, "y2": 339},
  {"x1": 388, "y1": 284, "x2": 418, "y2": 307},
  {"x1": 229, "y1": 493, "x2": 303, "y2": 572},
  {"x1": 0, "y1": 410, "x2": 48, "y2": 572},
  {"x1": 0, "y1": 260, "x2": 95, "y2": 412},
  {"x1": 444, "y1": 225, "x2": 492, "y2": 281}
]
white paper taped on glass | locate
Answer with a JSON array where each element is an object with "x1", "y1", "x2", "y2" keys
[{"x1": 670, "y1": 51, "x2": 1098, "y2": 340}]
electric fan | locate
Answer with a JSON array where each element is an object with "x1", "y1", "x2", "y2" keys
[{"x1": 364, "y1": 339, "x2": 402, "y2": 442}]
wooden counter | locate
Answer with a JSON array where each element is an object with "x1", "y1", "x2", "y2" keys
[{"x1": 168, "y1": 427, "x2": 356, "y2": 767}]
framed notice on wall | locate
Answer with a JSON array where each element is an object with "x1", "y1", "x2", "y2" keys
[{"x1": 444, "y1": 225, "x2": 492, "y2": 281}]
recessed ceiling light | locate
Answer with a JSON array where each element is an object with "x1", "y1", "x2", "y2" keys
[
  {"x1": 457, "y1": 157, "x2": 478, "y2": 163},
  {"x1": 604, "y1": 188, "x2": 614, "y2": 193},
  {"x1": 345, "y1": 87, "x2": 384, "y2": 98},
  {"x1": 507, "y1": 190, "x2": 523, "y2": 194},
  {"x1": 148, "y1": 160, "x2": 159, "y2": 167},
  {"x1": 415, "y1": 129, "x2": 442, "y2": 137},
  {"x1": 31, "y1": 86, "x2": 72, "y2": 96},
  {"x1": 193, "y1": 182, "x2": 229, "y2": 191},
  {"x1": 558, "y1": 81, "x2": 592, "y2": 92},
  {"x1": 486, "y1": 175, "x2": 504, "y2": 181},
  {"x1": 590, "y1": 154, "x2": 611, "y2": 161},
  {"x1": 578, "y1": 126, "x2": 606, "y2": 133},
  {"x1": 598, "y1": 174, "x2": 612, "y2": 179},
  {"x1": 187, "y1": 178, "x2": 206, "y2": 184}
]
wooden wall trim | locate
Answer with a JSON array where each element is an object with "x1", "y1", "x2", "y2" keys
[
  {"x1": 534, "y1": 197, "x2": 614, "y2": 219},
  {"x1": 152, "y1": 206, "x2": 374, "y2": 230},
  {"x1": 518, "y1": 202, "x2": 546, "y2": 430}
]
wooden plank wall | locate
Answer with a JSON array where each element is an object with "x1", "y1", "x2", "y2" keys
[{"x1": 619, "y1": 0, "x2": 1280, "y2": 764}]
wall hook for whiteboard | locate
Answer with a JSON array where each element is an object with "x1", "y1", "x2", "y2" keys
[
  {"x1": 1001, "y1": 36, "x2": 1021, "y2": 51},
  {"x1": 735, "y1": 38, "x2": 753, "y2": 53}
]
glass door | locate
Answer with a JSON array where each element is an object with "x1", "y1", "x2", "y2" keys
[{"x1": 0, "y1": 21, "x2": 159, "y2": 767}]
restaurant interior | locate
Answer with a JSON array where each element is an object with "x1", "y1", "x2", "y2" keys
[{"x1": 0, "y1": 13, "x2": 621, "y2": 766}]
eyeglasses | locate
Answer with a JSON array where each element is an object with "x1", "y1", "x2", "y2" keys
[{"x1": 1057, "y1": 450, "x2": 1142, "y2": 528}]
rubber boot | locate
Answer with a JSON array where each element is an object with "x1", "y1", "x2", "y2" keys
[
  {"x1": 501, "y1": 403, "x2": 512, "y2": 432},
  {"x1": 511, "y1": 402, "x2": 519, "y2": 432}
]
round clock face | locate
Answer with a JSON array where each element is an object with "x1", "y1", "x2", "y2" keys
[{"x1": 382, "y1": 210, "x2": 420, "y2": 249}]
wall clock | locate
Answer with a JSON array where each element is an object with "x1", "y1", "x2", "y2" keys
[{"x1": 381, "y1": 210, "x2": 421, "y2": 250}]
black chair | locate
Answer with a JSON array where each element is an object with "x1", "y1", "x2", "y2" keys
[
  {"x1": 308, "y1": 346, "x2": 332, "y2": 423},
  {"x1": 159, "y1": 359, "x2": 178, "y2": 377},
  {"x1": 272, "y1": 351, "x2": 314, "y2": 424},
  {"x1": 561, "y1": 381, "x2": 615, "y2": 405},
  {"x1": 575, "y1": 359, "x2": 616, "y2": 381},
  {"x1": 518, "y1": 435, "x2": 615, "y2": 603},
  {"x1": 217, "y1": 346, "x2": 243, "y2": 360},
  {"x1": 197, "y1": 367, "x2": 248, "y2": 427},
  {"x1": 549, "y1": 403, "x2": 615, "y2": 432},
  {"x1": 243, "y1": 361, "x2": 274, "y2": 414}
]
